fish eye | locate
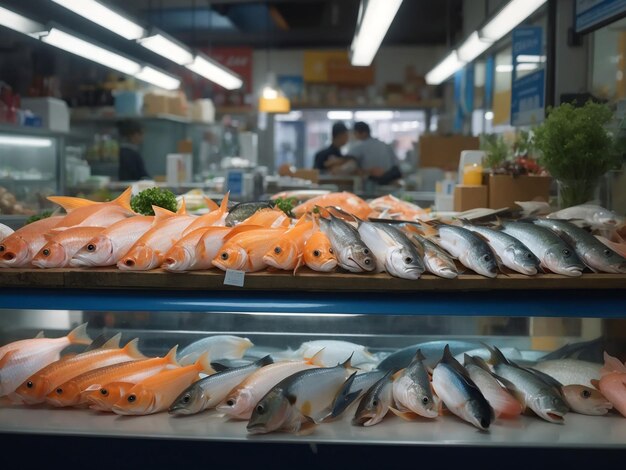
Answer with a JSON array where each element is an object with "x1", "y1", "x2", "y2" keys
[
  {"x1": 226, "y1": 399, "x2": 235, "y2": 407},
  {"x1": 100, "y1": 389, "x2": 108, "y2": 396},
  {"x1": 42, "y1": 249, "x2": 50, "y2": 256},
  {"x1": 87, "y1": 244, "x2": 96, "y2": 252},
  {"x1": 26, "y1": 381, "x2": 33, "y2": 388},
  {"x1": 274, "y1": 247, "x2": 282, "y2": 254},
  {"x1": 422, "y1": 397, "x2": 429, "y2": 404},
  {"x1": 372, "y1": 399, "x2": 378, "y2": 407},
  {"x1": 603, "y1": 249, "x2": 612, "y2": 257},
  {"x1": 525, "y1": 252, "x2": 533, "y2": 259},
  {"x1": 363, "y1": 249, "x2": 370, "y2": 255},
  {"x1": 256, "y1": 404, "x2": 265, "y2": 414},
  {"x1": 313, "y1": 250, "x2": 321, "y2": 257},
  {"x1": 127, "y1": 394, "x2": 136, "y2": 403},
  {"x1": 56, "y1": 388, "x2": 63, "y2": 395},
  {"x1": 482, "y1": 254, "x2": 491, "y2": 262},
  {"x1": 405, "y1": 257, "x2": 413, "y2": 264},
  {"x1": 0, "y1": 245, "x2": 4, "y2": 252},
  {"x1": 582, "y1": 389, "x2": 591, "y2": 399},
  {"x1": 221, "y1": 252, "x2": 229, "y2": 260},
  {"x1": 562, "y1": 249, "x2": 571, "y2": 256},
  {"x1": 182, "y1": 394, "x2": 191, "y2": 404},
  {"x1": 364, "y1": 259, "x2": 371, "y2": 265},
  {"x1": 329, "y1": 248, "x2": 334, "y2": 254}
]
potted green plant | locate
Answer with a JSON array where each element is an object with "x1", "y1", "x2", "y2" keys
[
  {"x1": 533, "y1": 101, "x2": 621, "y2": 208},
  {"x1": 480, "y1": 133, "x2": 509, "y2": 170}
]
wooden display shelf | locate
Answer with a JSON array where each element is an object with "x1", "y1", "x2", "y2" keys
[{"x1": 0, "y1": 268, "x2": 624, "y2": 292}]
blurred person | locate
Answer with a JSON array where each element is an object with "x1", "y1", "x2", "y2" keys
[
  {"x1": 350, "y1": 121, "x2": 402, "y2": 185},
  {"x1": 313, "y1": 122, "x2": 358, "y2": 175},
  {"x1": 117, "y1": 119, "x2": 150, "y2": 181}
]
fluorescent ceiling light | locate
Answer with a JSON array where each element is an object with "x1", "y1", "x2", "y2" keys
[
  {"x1": 481, "y1": 0, "x2": 547, "y2": 41},
  {"x1": 135, "y1": 66, "x2": 180, "y2": 91},
  {"x1": 425, "y1": 51, "x2": 465, "y2": 85},
  {"x1": 50, "y1": 0, "x2": 145, "y2": 40},
  {"x1": 496, "y1": 64, "x2": 514, "y2": 73},
  {"x1": 517, "y1": 54, "x2": 546, "y2": 63},
  {"x1": 327, "y1": 111, "x2": 354, "y2": 120},
  {"x1": 497, "y1": 63, "x2": 539, "y2": 73},
  {"x1": 41, "y1": 28, "x2": 141, "y2": 75},
  {"x1": 354, "y1": 110, "x2": 394, "y2": 120},
  {"x1": 350, "y1": 0, "x2": 403, "y2": 66},
  {"x1": 0, "y1": 6, "x2": 46, "y2": 35},
  {"x1": 186, "y1": 54, "x2": 243, "y2": 90},
  {"x1": 457, "y1": 32, "x2": 494, "y2": 62},
  {"x1": 139, "y1": 33, "x2": 194, "y2": 65},
  {"x1": 485, "y1": 111, "x2": 494, "y2": 120},
  {"x1": 517, "y1": 63, "x2": 539, "y2": 71},
  {"x1": 0, "y1": 136, "x2": 53, "y2": 147},
  {"x1": 275, "y1": 111, "x2": 303, "y2": 121}
]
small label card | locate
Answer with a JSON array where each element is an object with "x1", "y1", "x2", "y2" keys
[{"x1": 224, "y1": 269, "x2": 245, "y2": 287}]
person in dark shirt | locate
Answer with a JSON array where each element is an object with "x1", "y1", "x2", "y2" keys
[
  {"x1": 117, "y1": 119, "x2": 150, "y2": 181},
  {"x1": 313, "y1": 122, "x2": 357, "y2": 175}
]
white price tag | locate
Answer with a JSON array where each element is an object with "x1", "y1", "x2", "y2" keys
[{"x1": 224, "y1": 269, "x2": 245, "y2": 287}]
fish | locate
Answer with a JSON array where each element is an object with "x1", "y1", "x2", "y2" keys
[
  {"x1": 247, "y1": 356, "x2": 353, "y2": 434},
  {"x1": 429, "y1": 223, "x2": 497, "y2": 278},
  {"x1": 270, "y1": 190, "x2": 330, "y2": 201},
  {"x1": 539, "y1": 337, "x2": 606, "y2": 363},
  {"x1": 45, "y1": 346, "x2": 179, "y2": 407},
  {"x1": 459, "y1": 221, "x2": 540, "y2": 275},
  {"x1": 488, "y1": 345, "x2": 568, "y2": 423},
  {"x1": 318, "y1": 214, "x2": 375, "y2": 273},
  {"x1": 391, "y1": 350, "x2": 439, "y2": 419},
  {"x1": 31, "y1": 227, "x2": 105, "y2": 268},
  {"x1": 182, "y1": 192, "x2": 229, "y2": 235},
  {"x1": 0, "y1": 330, "x2": 45, "y2": 361},
  {"x1": 598, "y1": 372, "x2": 626, "y2": 417},
  {"x1": 533, "y1": 218, "x2": 626, "y2": 273},
  {"x1": 225, "y1": 202, "x2": 275, "y2": 227},
  {"x1": 263, "y1": 216, "x2": 316, "y2": 271},
  {"x1": 562, "y1": 384, "x2": 612, "y2": 416},
  {"x1": 15, "y1": 334, "x2": 144, "y2": 404},
  {"x1": 118, "y1": 203, "x2": 195, "y2": 270},
  {"x1": 0, "y1": 216, "x2": 64, "y2": 267},
  {"x1": 84, "y1": 381, "x2": 136, "y2": 412},
  {"x1": 352, "y1": 370, "x2": 395, "y2": 426},
  {"x1": 284, "y1": 340, "x2": 377, "y2": 368},
  {"x1": 212, "y1": 227, "x2": 289, "y2": 272},
  {"x1": 532, "y1": 359, "x2": 602, "y2": 386},
  {"x1": 357, "y1": 222, "x2": 425, "y2": 279},
  {"x1": 49, "y1": 187, "x2": 134, "y2": 229},
  {"x1": 368, "y1": 194, "x2": 429, "y2": 221},
  {"x1": 0, "y1": 323, "x2": 91, "y2": 397},
  {"x1": 326, "y1": 370, "x2": 386, "y2": 420},
  {"x1": 0, "y1": 223, "x2": 14, "y2": 242},
  {"x1": 70, "y1": 214, "x2": 165, "y2": 267},
  {"x1": 454, "y1": 347, "x2": 524, "y2": 365},
  {"x1": 169, "y1": 355, "x2": 273, "y2": 415},
  {"x1": 515, "y1": 201, "x2": 552, "y2": 217},
  {"x1": 500, "y1": 220, "x2": 585, "y2": 276},
  {"x1": 111, "y1": 352, "x2": 214, "y2": 416},
  {"x1": 217, "y1": 354, "x2": 324, "y2": 420},
  {"x1": 595, "y1": 235, "x2": 626, "y2": 258},
  {"x1": 431, "y1": 345, "x2": 493, "y2": 430},
  {"x1": 178, "y1": 335, "x2": 253, "y2": 366},
  {"x1": 463, "y1": 355, "x2": 522, "y2": 418},
  {"x1": 406, "y1": 230, "x2": 458, "y2": 278},
  {"x1": 378, "y1": 340, "x2": 483, "y2": 371},
  {"x1": 240, "y1": 208, "x2": 291, "y2": 228},
  {"x1": 547, "y1": 204, "x2": 625, "y2": 229},
  {"x1": 293, "y1": 192, "x2": 372, "y2": 219},
  {"x1": 302, "y1": 230, "x2": 337, "y2": 272}
]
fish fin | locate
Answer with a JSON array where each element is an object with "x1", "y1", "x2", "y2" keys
[
  {"x1": 83, "y1": 334, "x2": 108, "y2": 352},
  {"x1": 255, "y1": 355, "x2": 274, "y2": 367},
  {"x1": 286, "y1": 393, "x2": 297, "y2": 405},
  {"x1": 42, "y1": 233, "x2": 55, "y2": 241},
  {"x1": 389, "y1": 407, "x2": 421, "y2": 421},
  {"x1": 66, "y1": 322, "x2": 92, "y2": 346},
  {"x1": 195, "y1": 351, "x2": 215, "y2": 375},
  {"x1": 102, "y1": 332, "x2": 122, "y2": 349},
  {"x1": 306, "y1": 348, "x2": 326, "y2": 366},
  {"x1": 484, "y1": 344, "x2": 510, "y2": 366},
  {"x1": 341, "y1": 352, "x2": 354, "y2": 369},
  {"x1": 203, "y1": 196, "x2": 219, "y2": 212},
  {"x1": 164, "y1": 346, "x2": 180, "y2": 366},
  {"x1": 46, "y1": 195, "x2": 99, "y2": 212},
  {"x1": 0, "y1": 349, "x2": 17, "y2": 368},
  {"x1": 441, "y1": 345, "x2": 474, "y2": 381},
  {"x1": 412, "y1": 348, "x2": 427, "y2": 364},
  {"x1": 176, "y1": 198, "x2": 188, "y2": 216},
  {"x1": 222, "y1": 224, "x2": 264, "y2": 242},
  {"x1": 601, "y1": 352, "x2": 626, "y2": 375},
  {"x1": 219, "y1": 191, "x2": 230, "y2": 214},
  {"x1": 123, "y1": 338, "x2": 145, "y2": 359},
  {"x1": 152, "y1": 205, "x2": 176, "y2": 221},
  {"x1": 294, "y1": 415, "x2": 317, "y2": 436},
  {"x1": 35, "y1": 331, "x2": 45, "y2": 339},
  {"x1": 293, "y1": 254, "x2": 304, "y2": 275},
  {"x1": 526, "y1": 367, "x2": 564, "y2": 391},
  {"x1": 591, "y1": 379, "x2": 601, "y2": 390},
  {"x1": 294, "y1": 215, "x2": 309, "y2": 227},
  {"x1": 210, "y1": 362, "x2": 231, "y2": 372},
  {"x1": 392, "y1": 368, "x2": 405, "y2": 381}
]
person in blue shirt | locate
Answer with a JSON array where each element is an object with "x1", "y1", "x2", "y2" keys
[
  {"x1": 117, "y1": 120, "x2": 150, "y2": 181},
  {"x1": 313, "y1": 122, "x2": 357, "y2": 175}
]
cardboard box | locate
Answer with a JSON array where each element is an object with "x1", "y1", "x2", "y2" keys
[
  {"x1": 143, "y1": 93, "x2": 168, "y2": 116},
  {"x1": 488, "y1": 174, "x2": 552, "y2": 209},
  {"x1": 454, "y1": 185, "x2": 488, "y2": 212},
  {"x1": 418, "y1": 135, "x2": 480, "y2": 170}
]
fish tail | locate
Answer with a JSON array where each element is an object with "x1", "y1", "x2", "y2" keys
[
  {"x1": 113, "y1": 187, "x2": 133, "y2": 212},
  {"x1": 102, "y1": 333, "x2": 122, "y2": 349},
  {"x1": 195, "y1": 352, "x2": 215, "y2": 375},
  {"x1": 176, "y1": 198, "x2": 188, "y2": 215},
  {"x1": 164, "y1": 345, "x2": 180, "y2": 366},
  {"x1": 66, "y1": 322, "x2": 92, "y2": 346},
  {"x1": 45, "y1": 196, "x2": 98, "y2": 212},
  {"x1": 123, "y1": 338, "x2": 145, "y2": 359}
]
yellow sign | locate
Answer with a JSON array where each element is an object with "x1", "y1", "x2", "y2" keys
[
  {"x1": 259, "y1": 96, "x2": 291, "y2": 113},
  {"x1": 303, "y1": 51, "x2": 348, "y2": 82},
  {"x1": 493, "y1": 89, "x2": 511, "y2": 126}
]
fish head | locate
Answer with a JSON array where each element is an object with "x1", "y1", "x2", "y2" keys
[
  {"x1": 169, "y1": 383, "x2": 208, "y2": 415},
  {"x1": 117, "y1": 245, "x2": 157, "y2": 271},
  {"x1": 32, "y1": 241, "x2": 66, "y2": 268},
  {"x1": 562, "y1": 385, "x2": 613, "y2": 415},
  {"x1": 387, "y1": 248, "x2": 424, "y2": 280},
  {"x1": 162, "y1": 245, "x2": 195, "y2": 272},
  {"x1": 464, "y1": 398, "x2": 493, "y2": 430},
  {"x1": 471, "y1": 249, "x2": 498, "y2": 278},
  {"x1": 593, "y1": 209, "x2": 624, "y2": 228},
  {"x1": 303, "y1": 237, "x2": 337, "y2": 271},
  {"x1": 263, "y1": 239, "x2": 298, "y2": 270},
  {"x1": 544, "y1": 246, "x2": 583, "y2": 276},
  {"x1": 347, "y1": 244, "x2": 376, "y2": 272},
  {"x1": 212, "y1": 246, "x2": 248, "y2": 271},
  {"x1": 85, "y1": 382, "x2": 134, "y2": 411},
  {"x1": 506, "y1": 246, "x2": 539, "y2": 275},
  {"x1": 352, "y1": 393, "x2": 388, "y2": 426},
  {"x1": 426, "y1": 253, "x2": 457, "y2": 278},
  {"x1": 583, "y1": 245, "x2": 626, "y2": 274},
  {"x1": 45, "y1": 381, "x2": 80, "y2": 407},
  {"x1": 246, "y1": 389, "x2": 293, "y2": 434},
  {"x1": 71, "y1": 235, "x2": 113, "y2": 267},
  {"x1": 399, "y1": 378, "x2": 439, "y2": 419},
  {"x1": 217, "y1": 388, "x2": 254, "y2": 417},
  {"x1": 533, "y1": 392, "x2": 568, "y2": 423},
  {"x1": 0, "y1": 235, "x2": 30, "y2": 266},
  {"x1": 15, "y1": 376, "x2": 50, "y2": 404},
  {"x1": 111, "y1": 384, "x2": 156, "y2": 415}
]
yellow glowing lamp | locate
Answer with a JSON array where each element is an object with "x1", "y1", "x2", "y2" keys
[{"x1": 258, "y1": 85, "x2": 291, "y2": 113}]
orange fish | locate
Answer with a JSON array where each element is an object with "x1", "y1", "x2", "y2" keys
[
  {"x1": 32, "y1": 226, "x2": 104, "y2": 268},
  {"x1": 595, "y1": 235, "x2": 626, "y2": 258},
  {"x1": 293, "y1": 192, "x2": 372, "y2": 219},
  {"x1": 0, "y1": 216, "x2": 64, "y2": 267},
  {"x1": 46, "y1": 346, "x2": 179, "y2": 407},
  {"x1": 212, "y1": 227, "x2": 289, "y2": 272},
  {"x1": 111, "y1": 352, "x2": 213, "y2": 415},
  {"x1": 302, "y1": 230, "x2": 337, "y2": 272},
  {"x1": 263, "y1": 216, "x2": 315, "y2": 271},
  {"x1": 0, "y1": 323, "x2": 91, "y2": 397},
  {"x1": 241, "y1": 208, "x2": 291, "y2": 228},
  {"x1": 182, "y1": 193, "x2": 230, "y2": 236},
  {"x1": 49, "y1": 187, "x2": 134, "y2": 229},
  {"x1": 85, "y1": 381, "x2": 136, "y2": 412},
  {"x1": 368, "y1": 194, "x2": 429, "y2": 221},
  {"x1": 15, "y1": 334, "x2": 144, "y2": 404},
  {"x1": 118, "y1": 202, "x2": 195, "y2": 271}
]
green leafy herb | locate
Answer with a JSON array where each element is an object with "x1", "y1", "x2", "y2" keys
[
  {"x1": 274, "y1": 197, "x2": 297, "y2": 218},
  {"x1": 480, "y1": 134, "x2": 509, "y2": 169},
  {"x1": 130, "y1": 187, "x2": 178, "y2": 216},
  {"x1": 26, "y1": 210, "x2": 53, "y2": 225}
]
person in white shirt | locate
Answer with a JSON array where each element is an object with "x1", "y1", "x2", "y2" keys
[{"x1": 349, "y1": 121, "x2": 402, "y2": 185}]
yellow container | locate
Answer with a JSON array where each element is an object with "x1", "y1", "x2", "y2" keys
[{"x1": 463, "y1": 164, "x2": 483, "y2": 185}]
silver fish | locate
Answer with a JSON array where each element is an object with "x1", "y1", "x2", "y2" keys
[
  {"x1": 177, "y1": 335, "x2": 253, "y2": 365},
  {"x1": 515, "y1": 201, "x2": 551, "y2": 217},
  {"x1": 408, "y1": 232, "x2": 458, "y2": 278},
  {"x1": 392, "y1": 350, "x2": 438, "y2": 418},
  {"x1": 379, "y1": 340, "x2": 482, "y2": 371},
  {"x1": 433, "y1": 224, "x2": 498, "y2": 277},
  {"x1": 500, "y1": 221, "x2": 584, "y2": 276},
  {"x1": 318, "y1": 215, "x2": 376, "y2": 272},
  {"x1": 326, "y1": 370, "x2": 386, "y2": 420},
  {"x1": 533, "y1": 218, "x2": 626, "y2": 273},
  {"x1": 352, "y1": 370, "x2": 395, "y2": 426},
  {"x1": 489, "y1": 346, "x2": 568, "y2": 423},
  {"x1": 169, "y1": 356, "x2": 273, "y2": 415},
  {"x1": 547, "y1": 204, "x2": 625, "y2": 229},
  {"x1": 460, "y1": 221, "x2": 540, "y2": 275},
  {"x1": 532, "y1": 359, "x2": 602, "y2": 387},
  {"x1": 225, "y1": 201, "x2": 274, "y2": 227}
]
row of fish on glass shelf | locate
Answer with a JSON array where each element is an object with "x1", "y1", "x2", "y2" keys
[
  {"x1": 0, "y1": 190, "x2": 624, "y2": 278},
  {"x1": 1, "y1": 325, "x2": 625, "y2": 433}
]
